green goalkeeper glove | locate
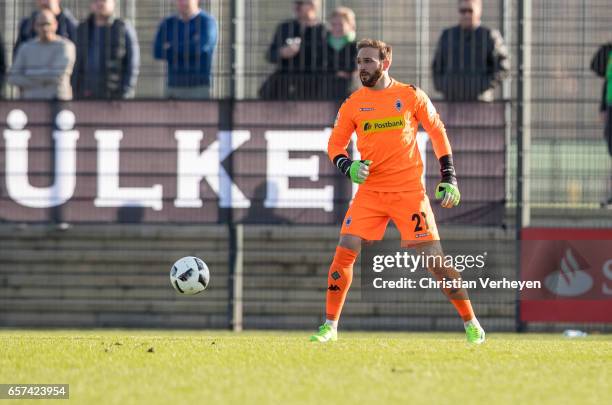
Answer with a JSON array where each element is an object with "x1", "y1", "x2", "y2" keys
[
  {"x1": 333, "y1": 156, "x2": 372, "y2": 184},
  {"x1": 435, "y1": 155, "x2": 460, "y2": 208},
  {"x1": 349, "y1": 160, "x2": 372, "y2": 184},
  {"x1": 436, "y1": 181, "x2": 460, "y2": 208}
]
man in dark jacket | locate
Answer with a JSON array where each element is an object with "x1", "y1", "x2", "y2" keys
[
  {"x1": 14, "y1": 0, "x2": 77, "y2": 56},
  {"x1": 260, "y1": 0, "x2": 328, "y2": 100},
  {"x1": 591, "y1": 42, "x2": 612, "y2": 207},
  {"x1": 432, "y1": 0, "x2": 509, "y2": 102},
  {"x1": 73, "y1": 0, "x2": 140, "y2": 99}
]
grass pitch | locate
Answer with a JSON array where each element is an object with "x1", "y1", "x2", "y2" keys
[{"x1": 0, "y1": 330, "x2": 610, "y2": 405}]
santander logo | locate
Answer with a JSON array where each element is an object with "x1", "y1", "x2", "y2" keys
[{"x1": 544, "y1": 248, "x2": 593, "y2": 296}]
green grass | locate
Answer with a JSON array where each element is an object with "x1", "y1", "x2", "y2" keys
[{"x1": 0, "y1": 330, "x2": 610, "y2": 405}]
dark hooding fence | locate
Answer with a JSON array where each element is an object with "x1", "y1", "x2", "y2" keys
[
  {"x1": 0, "y1": 99, "x2": 519, "y2": 331},
  {"x1": 1, "y1": 100, "x2": 610, "y2": 331}
]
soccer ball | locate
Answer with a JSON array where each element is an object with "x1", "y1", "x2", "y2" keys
[{"x1": 170, "y1": 256, "x2": 210, "y2": 295}]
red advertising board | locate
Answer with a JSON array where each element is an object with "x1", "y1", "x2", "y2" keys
[{"x1": 520, "y1": 228, "x2": 612, "y2": 323}]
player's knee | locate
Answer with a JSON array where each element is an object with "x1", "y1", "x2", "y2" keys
[
  {"x1": 338, "y1": 234, "x2": 363, "y2": 253},
  {"x1": 427, "y1": 263, "x2": 460, "y2": 281},
  {"x1": 417, "y1": 240, "x2": 444, "y2": 256},
  {"x1": 427, "y1": 264, "x2": 445, "y2": 278}
]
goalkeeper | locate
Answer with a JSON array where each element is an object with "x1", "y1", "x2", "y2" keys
[{"x1": 310, "y1": 38, "x2": 485, "y2": 344}]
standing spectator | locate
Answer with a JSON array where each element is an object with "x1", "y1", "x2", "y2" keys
[
  {"x1": 432, "y1": 0, "x2": 509, "y2": 102},
  {"x1": 260, "y1": 0, "x2": 328, "y2": 100},
  {"x1": 8, "y1": 10, "x2": 75, "y2": 100},
  {"x1": 591, "y1": 42, "x2": 612, "y2": 208},
  {"x1": 0, "y1": 32, "x2": 6, "y2": 98},
  {"x1": 73, "y1": 0, "x2": 140, "y2": 99},
  {"x1": 153, "y1": 0, "x2": 218, "y2": 99},
  {"x1": 324, "y1": 6, "x2": 358, "y2": 101},
  {"x1": 14, "y1": 0, "x2": 77, "y2": 56}
]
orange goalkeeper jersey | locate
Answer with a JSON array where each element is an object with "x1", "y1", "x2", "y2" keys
[{"x1": 328, "y1": 80, "x2": 452, "y2": 192}]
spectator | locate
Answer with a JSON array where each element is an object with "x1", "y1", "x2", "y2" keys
[
  {"x1": 0, "y1": 33, "x2": 5, "y2": 98},
  {"x1": 14, "y1": 0, "x2": 77, "y2": 56},
  {"x1": 153, "y1": 0, "x2": 218, "y2": 99},
  {"x1": 432, "y1": 0, "x2": 509, "y2": 102},
  {"x1": 324, "y1": 6, "x2": 358, "y2": 100},
  {"x1": 8, "y1": 9, "x2": 75, "y2": 100},
  {"x1": 73, "y1": 0, "x2": 140, "y2": 99},
  {"x1": 260, "y1": 0, "x2": 328, "y2": 100},
  {"x1": 591, "y1": 42, "x2": 612, "y2": 208}
]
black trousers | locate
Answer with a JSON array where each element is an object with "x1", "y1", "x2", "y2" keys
[{"x1": 605, "y1": 106, "x2": 612, "y2": 156}]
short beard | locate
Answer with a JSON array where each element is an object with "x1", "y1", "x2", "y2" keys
[{"x1": 360, "y1": 68, "x2": 383, "y2": 87}]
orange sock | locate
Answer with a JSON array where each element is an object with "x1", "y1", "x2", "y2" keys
[
  {"x1": 450, "y1": 299, "x2": 476, "y2": 322},
  {"x1": 325, "y1": 246, "x2": 358, "y2": 321}
]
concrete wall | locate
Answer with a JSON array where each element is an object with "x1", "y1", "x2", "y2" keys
[{"x1": 0, "y1": 223, "x2": 518, "y2": 331}]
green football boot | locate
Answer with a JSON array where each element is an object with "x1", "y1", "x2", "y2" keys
[
  {"x1": 309, "y1": 324, "x2": 338, "y2": 343},
  {"x1": 465, "y1": 322, "x2": 486, "y2": 344}
]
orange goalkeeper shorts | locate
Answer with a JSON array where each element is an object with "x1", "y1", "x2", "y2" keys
[{"x1": 340, "y1": 188, "x2": 440, "y2": 243}]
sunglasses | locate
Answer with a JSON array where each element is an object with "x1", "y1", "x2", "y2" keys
[{"x1": 459, "y1": 8, "x2": 474, "y2": 14}]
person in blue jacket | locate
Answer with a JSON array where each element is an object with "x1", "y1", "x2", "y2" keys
[{"x1": 153, "y1": 0, "x2": 217, "y2": 99}]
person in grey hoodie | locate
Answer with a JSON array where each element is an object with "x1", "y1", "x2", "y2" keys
[
  {"x1": 8, "y1": 9, "x2": 76, "y2": 100},
  {"x1": 432, "y1": 0, "x2": 509, "y2": 102}
]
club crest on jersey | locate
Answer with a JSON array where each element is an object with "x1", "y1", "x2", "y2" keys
[
  {"x1": 395, "y1": 99, "x2": 403, "y2": 112},
  {"x1": 345, "y1": 216, "x2": 352, "y2": 227}
]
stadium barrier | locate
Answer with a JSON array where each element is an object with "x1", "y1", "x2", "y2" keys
[
  {"x1": 0, "y1": 223, "x2": 519, "y2": 331},
  {"x1": 0, "y1": 100, "x2": 513, "y2": 330},
  {"x1": 0, "y1": 100, "x2": 506, "y2": 225}
]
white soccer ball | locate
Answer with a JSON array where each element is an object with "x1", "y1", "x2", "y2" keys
[{"x1": 170, "y1": 256, "x2": 210, "y2": 295}]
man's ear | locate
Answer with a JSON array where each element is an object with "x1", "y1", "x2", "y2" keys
[{"x1": 382, "y1": 58, "x2": 391, "y2": 71}]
